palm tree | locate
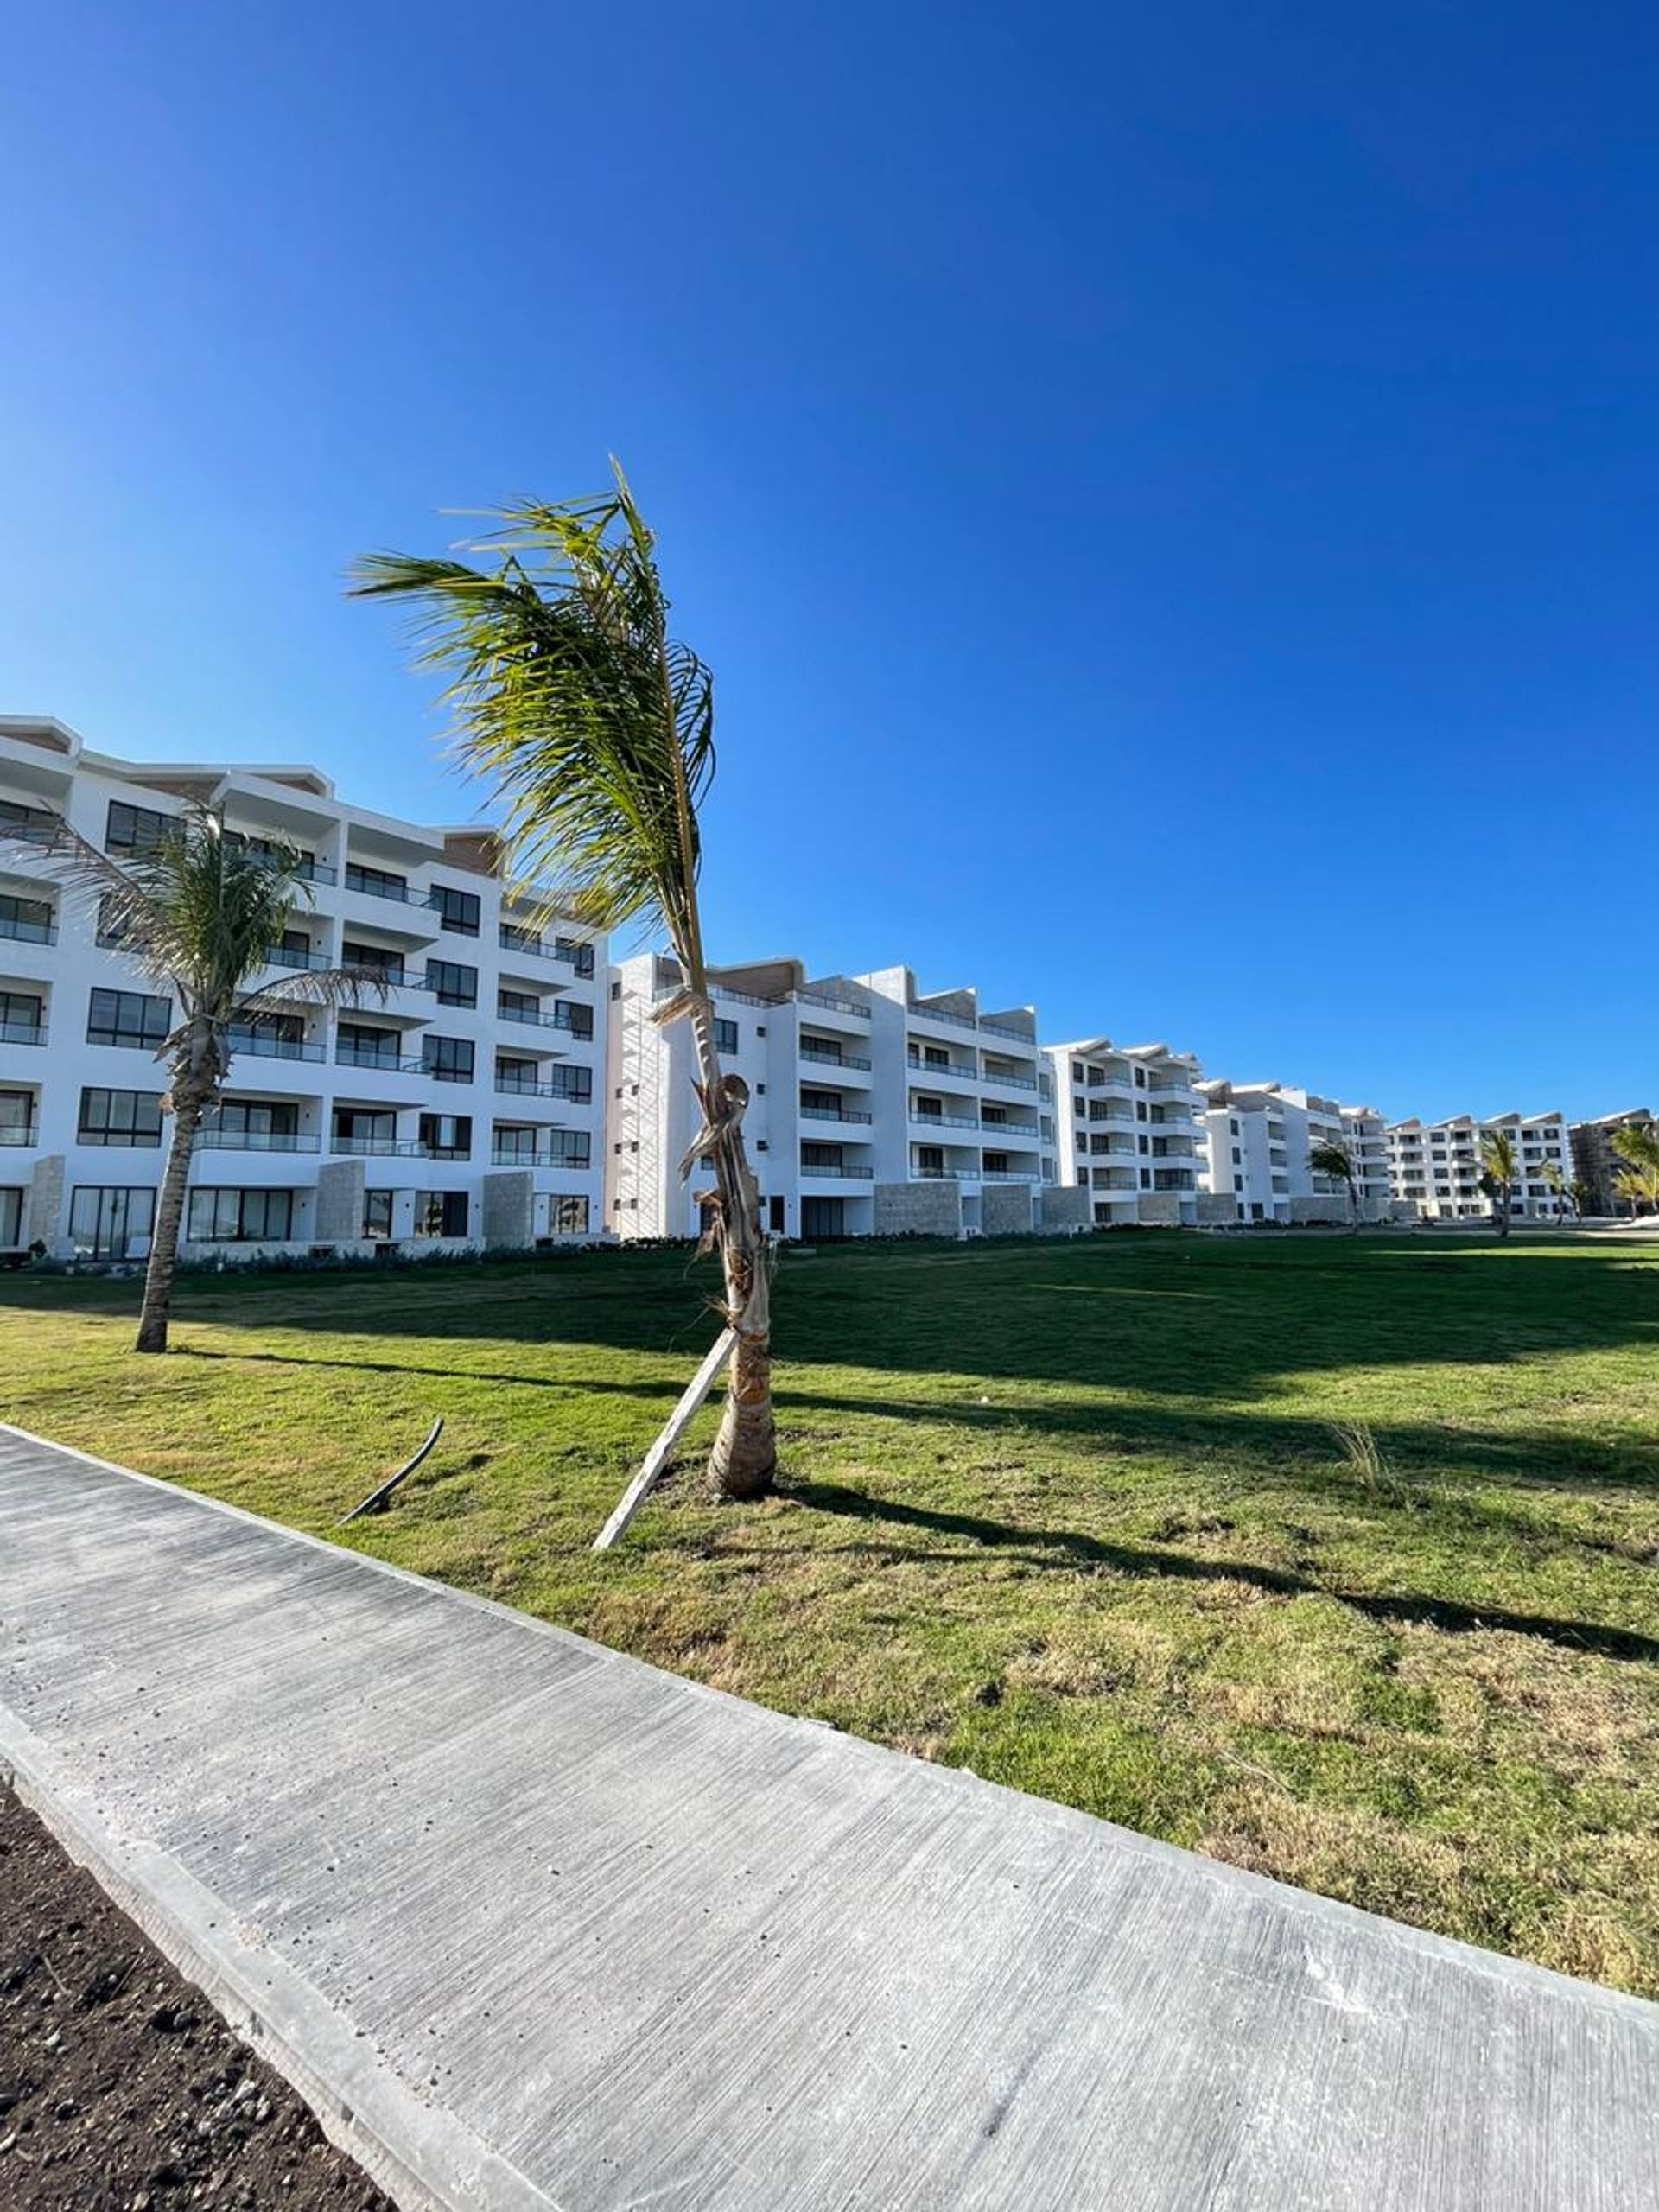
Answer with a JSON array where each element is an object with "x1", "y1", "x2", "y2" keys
[
  {"x1": 1479, "y1": 1128, "x2": 1519, "y2": 1236},
  {"x1": 1611, "y1": 1122, "x2": 1659, "y2": 1217},
  {"x1": 1535, "y1": 1158, "x2": 1572, "y2": 1224},
  {"x1": 5, "y1": 806, "x2": 382, "y2": 1351},
  {"x1": 1307, "y1": 1136, "x2": 1360, "y2": 1230},
  {"x1": 348, "y1": 465, "x2": 777, "y2": 1501}
]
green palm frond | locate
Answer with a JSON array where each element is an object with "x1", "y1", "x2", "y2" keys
[
  {"x1": 1479, "y1": 1129, "x2": 1519, "y2": 1183},
  {"x1": 231, "y1": 965, "x2": 391, "y2": 1022},
  {"x1": 1307, "y1": 1139, "x2": 1354, "y2": 1180},
  {"x1": 347, "y1": 461, "x2": 714, "y2": 960},
  {"x1": 1611, "y1": 1122, "x2": 1659, "y2": 1179}
]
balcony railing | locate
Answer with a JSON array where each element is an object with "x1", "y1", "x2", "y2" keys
[
  {"x1": 499, "y1": 926, "x2": 595, "y2": 975},
  {"x1": 198, "y1": 1130, "x2": 321, "y2": 1154},
  {"x1": 0, "y1": 1123, "x2": 38, "y2": 1147},
  {"x1": 800, "y1": 1107, "x2": 874, "y2": 1125},
  {"x1": 979, "y1": 1124, "x2": 1038, "y2": 1145},
  {"x1": 264, "y1": 943, "x2": 334, "y2": 972},
  {"x1": 0, "y1": 810, "x2": 57, "y2": 846},
  {"x1": 0, "y1": 913, "x2": 54, "y2": 945},
  {"x1": 226, "y1": 1029, "x2": 323, "y2": 1063},
  {"x1": 978, "y1": 1020, "x2": 1033, "y2": 1045},
  {"x1": 331, "y1": 1134, "x2": 471, "y2": 1160},
  {"x1": 800, "y1": 1162, "x2": 874, "y2": 1179},
  {"x1": 911, "y1": 1110, "x2": 980, "y2": 1129},
  {"x1": 0, "y1": 1021, "x2": 47, "y2": 1047},
  {"x1": 493, "y1": 1077, "x2": 582, "y2": 1100},
  {"x1": 981, "y1": 1070, "x2": 1038, "y2": 1092},
  {"x1": 335, "y1": 1046, "x2": 429, "y2": 1075},
  {"x1": 497, "y1": 1005, "x2": 585, "y2": 1034},
  {"x1": 908, "y1": 1003, "x2": 976, "y2": 1031},
  {"x1": 802, "y1": 1046, "x2": 872, "y2": 1071},
  {"x1": 981, "y1": 1170, "x2": 1041, "y2": 1183},
  {"x1": 792, "y1": 989, "x2": 871, "y2": 1018},
  {"x1": 906, "y1": 1057, "x2": 977, "y2": 1082},
  {"x1": 491, "y1": 1146, "x2": 589, "y2": 1168},
  {"x1": 911, "y1": 1166, "x2": 961, "y2": 1180}
]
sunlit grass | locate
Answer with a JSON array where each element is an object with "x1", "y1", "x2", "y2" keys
[{"x1": 4, "y1": 1230, "x2": 1658, "y2": 1993}]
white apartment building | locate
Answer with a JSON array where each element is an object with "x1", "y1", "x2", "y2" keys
[
  {"x1": 0, "y1": 717, "x2": 606, "y2": 1262},
  {"x1": 1045, "y1": 1036, "x2": 1205, "y2": 1226},
  {"x1": 1386, "y1": 1111, "x2": 1573, "y2": 1221},
  {"x1": 1197, "y1": 1082, "x2": 1395, "y2": 1224},
  {"x1": 607, "y1": 956, "x2": 1058, "y2": 1241}
]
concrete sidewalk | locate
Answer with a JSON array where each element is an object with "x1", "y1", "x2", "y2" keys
[{"x1": 2, "y1": 1421, "x2": 1655, "y2": 2209}]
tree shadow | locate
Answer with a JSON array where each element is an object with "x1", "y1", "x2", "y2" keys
[{"x1": 779, "y1": 1479, "x2": 1659, "y2": 1665}]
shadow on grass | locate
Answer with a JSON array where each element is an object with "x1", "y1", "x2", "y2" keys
[{"x1": 783, "y1": 1480, "x2": 1659, "y2": 1666}]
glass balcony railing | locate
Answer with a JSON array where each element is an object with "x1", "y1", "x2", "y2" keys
[
  {"x1": 197, "y1": 1129, "x2": 321, "y2": 1154},
  {"x1": 799, "y1": 1161, "x2": 874, "y2": 1179},
  {"x1": 0, "y1": 912, "x2": 55, "y2": 945},
  {"x1": 800, "y1": 1107, "x2": 874, "y2": 1124},
  {"x1": 802, "y1": 1046, "x2": 872, "y2": 1071},
  {"x1": 0, "y1": 1122, "x2": 39, "y2": 1147},
  {"x1": 226, "y1": 1029, "x2": 323, "y2": 1062},
  {"x1": 0, "y1": 1021, "x2": 47, "y2": 1046}
]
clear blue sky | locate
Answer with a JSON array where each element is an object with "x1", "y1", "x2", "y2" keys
[{"x1": 4, "y1": 3, "x2": 1654, "y2": 1121}]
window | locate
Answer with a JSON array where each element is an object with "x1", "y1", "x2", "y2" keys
[
  {"x1": 984, "y1": 1152, "x2": 1009, "y2": 1175},
  {"x1": 231, "y1": 1011, "x2": 308, "y2": 1056},
  {"x1": 105, "y1": 799, "x2": 175, "y2": 856},
  {"x1": 768, "y1": 1196, "x2": 785, "y2": 1233},
  {"x1": 343, "y1": 938, "x2": 405, "y2": 982},
  {"x1": 924, "y1": 1046, "x2": 948, "y2": 1069},
  {"x1": 78, "y1": 1088, "x2": 163, "y2": 1147},
  {"x1": 226, "y1": 829, "x2": 318, "y2": 875},
  {"x1": 0, "y1": 892, "x2": 53, "y2": 943},
  {"x1": 544, "y1": 1130, "x2": 590, "y2": 1169},
  {"x1": 423, "y1": 1035, "x2": 475, "y2": 1084},
  {"x1": 339, "y1": 1021, "x2": 401, "y2": 1065},
  {"x1": 69, "y1": 1185, "x2": 156, "y2": 1259},
  {"x1": 426, "y1": 958, "x2": 478, "y2": 1008},
  {"x1": 87, "y1": 988, "x2": 170, "y2": 1051},
  {"x1": 0, "y1": 1188, "x2": 22, "y2": 1244},
  {"x1": 555, "y1": 937, "x2": 596, "y2": 977},
  {"x1": 334, "y1": 1109, "x2": 395, "y2": 1150},
  {"x1": 429, "y1": 883, "x2": 480, "y2": 937},
  {"x1": 344, "y1": 861, "x2": 407, "y2": 899},
  {"x1": 0, "y1": 1090, "x2": 35, "y2": 1143},
  {"x1": 551, "y1": 1195, "x2": 589, "y2": 1236},
  {"x1": 188, "y1": 1189, "x2": 295, "y2": 1243},
  {"x1": 417, "y1": 1112, "x2": 472, "y2": 1160},
  {"x1": 551, "y1": 1065, "x2": 592, "y2": 1103},
  {"x1": 712, "y1": 1017, "x2": 739, "y2": 1054},
  {"x1": 0, "y1": 798, "x2": 55, "y2": 845},
  {"x1": 414, "y1": 1190, "x2": 469, "y2": 1238},
  {"x1": 498, "y1": 988, "x2": 537, "y2": 1020},
  {"x1": 552, "y1": 1000, "x2": 593, "y2": 1039},
  {"x1": 210, "y1": 1100, "x2": 298, "y2": 1142},
  {"x1": 363, "y1": 1189, "x2": 394, "y2": 1240}
]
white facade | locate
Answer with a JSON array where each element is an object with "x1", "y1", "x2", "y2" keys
[
  {"x1": 1197, "y1": 1081, "x2": 1394, "y2": 1224},
  {"x1": 1046, "y1": 1037, "x2": 1205, "y2": 1226},
  {"x1": 607, "y1": 956, "x2": 1057, "y2": 1241},
  {"x1": 0, "y1": 717, "x2": 606, "y2": 1261},
  {"x1": 1386, "y1": 1111, "x2": 1573, "y2": 1221}
]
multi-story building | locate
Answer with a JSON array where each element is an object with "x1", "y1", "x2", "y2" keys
[
  {"x1": 1196, "y1": 1082, "x2": 1395, "y2": 1224},
  {"x1": 0, "y1": 716, "x2": 606, "y2": 1261},
  {"x1": 1570, "y1": 1109, "x2": 1655, "y2": 1216},
  {"x1": 1045, "y1": 1036, "x2": 1205, "y2": 1226},
  {"x1": 1386, "y1": 1111, "x2": 1573, "y2": 1221},
  {"x1": 607, "y1": 955, "x2": 1058, "y2": 1241}
]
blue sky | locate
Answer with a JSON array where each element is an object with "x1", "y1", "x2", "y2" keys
[{"x1": 3, "y1": 4, "x2": 1654, "y2": 1120}]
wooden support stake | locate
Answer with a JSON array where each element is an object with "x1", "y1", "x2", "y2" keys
[{"x1": 593, "y1": 1328, "x2": 735, "y2": 1552}]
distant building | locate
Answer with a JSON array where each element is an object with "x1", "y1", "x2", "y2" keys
[
  {"x1": 1570, "y1": 1109, "x2": 1655, "y2": 1215},
  {"x1": 1387, "y1": 1112, "x2": 1572, "y2": 1221},
  {"x1": 1196, "y1": 1082, "x2": 1394, "y2": 1224},
  {"x1": 1044, "y1": 1037, "x2": 1205, "y2": 1226}
]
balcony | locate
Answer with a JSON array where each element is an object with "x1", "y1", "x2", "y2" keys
[
  {"x1": 792, "y1": 989, "x2": 870, "y2": 1019},
  {"x1": 491, "y1": 1145, "x2": 588, "y2": 1168},
  {"x1": 0, "y1": 805, "x2": 58, "y2": 847},
  {"x1": 798, "y1": 1162, "x2": 874, "y2": 1179},
  {"x1": 0, "y1": 1020, "x2": 47, "y2": 1047},
  {"x1": 197, "y1": 1130, "x2": 321, "y2": 1154},
  {"x1": 910, "y1": 1110, "x2": 980, "y2": 1130},
  {"x1": 496, "y1": 1004, "x2": 585, "y2": 1037},
  {"x1": 802, "y1": 1046, "x2": 872, "y2": 1071},
  {"x1": 979, "y1": 1124, "x2": 1039, "y2": 1147},
  {"x1": 226, "y1": 1029, "x2": 324, "y2": 1063},
  {"x1": 981, "y1": 1170, "x2": 1040, "y2": 1183},
  {"x1": 0, "y1": 912, "x2": 54, "y2": 946},
  {"x1": 494, "y1": 1077, "x2": 582, "y2": 1101},
  {"x1": 330, "y1": 1134, "x2": 426, "y2": 1157},
  {"x1": 907, "y1": 1056, "x2": 977, "y2": 1085},
  {"x1": 981, "y1": 1069, "x2": 1038, "y2": 1093},
  {"x1": 499, "y1": 925, "x2": 594, "y2": 976},
  {"x1": 0, "y1": 1122, "x2": 38, "y2": 1148},
  {"x1": 978, "y1": 1020, "x2": 1033, "y2": 1046},
  {"x1": 908, "y1": 1003, "x2": 977, "y2": 1032},
  {"x1": 800, "y1": 1108, "x2": 874, "y2": 1125}
]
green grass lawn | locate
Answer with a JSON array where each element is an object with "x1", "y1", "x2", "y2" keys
[{"x1": 4, "y1": 1230, "x2": 1658, "y2": 1995}]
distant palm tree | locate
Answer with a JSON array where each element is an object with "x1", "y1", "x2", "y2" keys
[
  {"x1": 349, "y1": 465, "x2": 778, "y2": 1501},
  {"x1": 6, "y1": 807, "x2": 381, "y2": 1351},
  {"x1": 1307, "y1": 1136, "x2": 1361, "y2": 1230},
  {"x1": 1479, "y1": 1128, "x2": 1519, "y2": 1237},
  {"x1": 1535, "y1": 1158, "x2": 1573, "y2": 1224},
  {"x1": 1611, "y1": 1123, "x2": 1659, "y2": 1217}
]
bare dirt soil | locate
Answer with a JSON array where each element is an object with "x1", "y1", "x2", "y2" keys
[{"x1": 0, "y1": 1783, "x2": 393, "y2": 2209}]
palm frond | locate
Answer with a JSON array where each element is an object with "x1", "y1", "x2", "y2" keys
[
  {"x1": 230, "y1": 965, "x2": 390, "y2": 1021},
  {"x1": 347, "y1": 462, "x2": 714, "y2": 962}
]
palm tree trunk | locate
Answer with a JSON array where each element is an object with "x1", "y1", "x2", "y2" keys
[
  {"x1": 683, "y1": 993, "x2": 776, "y2": 1501},
  {"x1": 135, "y1": 1088, "x2": 205, "y2": 1354}
]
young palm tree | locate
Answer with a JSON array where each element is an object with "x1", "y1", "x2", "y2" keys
[
  {"x1": 348, "y1": 465, "x2": 777, "y2": 1500},
  {"x1": 1306, "y1": 1136, "x2": 1360, "y2": 1230},
  {"x1": 1479, "y1": 1128, "x2": 1519, "y2": 1237},
  {"x1": 1611, "y1": 1122, "x2": 1659, "y2": 1217},
  {"x1": 5, "y1": 806, "x2": 382, "y2": 1352},
  {"x1": 1535, "y1": 1158, "x2": 1572, "y2": 1224}
]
